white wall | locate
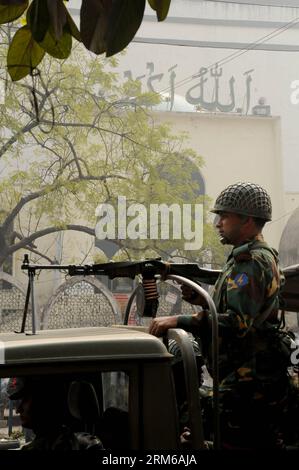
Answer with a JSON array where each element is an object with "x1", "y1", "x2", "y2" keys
[{"x1": 154, "y1": 111, "x2": 285, "y2": 249}]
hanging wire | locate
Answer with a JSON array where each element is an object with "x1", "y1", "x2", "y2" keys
[{"x1": 156, "y1": 15, "x2": 299, "y2": 96}]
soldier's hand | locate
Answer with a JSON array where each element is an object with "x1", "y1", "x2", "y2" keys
[
  {"x1": 149, "y1": 316, "x2": 178, "y2": 337},
  {"x1": 181, "y1": 284, "x2": 208, "y2": 307},
  {"x1": 180, "y1": 427, "x2": 192, "y2": 448}
]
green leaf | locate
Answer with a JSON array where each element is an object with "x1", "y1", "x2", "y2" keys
[
  {"x1": 106, "y1": 0, "x2": 145, "y2": 57},
  {"x1": 27, "y1": 0, "x2": 50, "y2": 42},
  {"x1": 7, "y1": 25, "x2": 45, "y2": 81},
  {"x1": 0, "y1": 1, "x2": 28, "y2": 24},
  {"x1": 46, "y1": 0, "x2": 66, "y2": 40},
  {"x1": 148, "y1": 0, "x2": 171, "y2": 21},
  {"x1": 80, "y1": 0, "x2": 111, "y2": 54},
  {"x1": 66, "y1": 10, "x2": 81, "y2": 42},
  {"x1": 39, "y1": 25, "x2": 72, "y2": 59}
]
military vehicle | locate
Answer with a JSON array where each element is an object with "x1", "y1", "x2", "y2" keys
[
  {"x1": 0, "y1": 325, "x2": 208, "y2": 450},
  {"x1": 0, "y1": 257, "x2": 298, "y2": 451},
  {"x1": 0, "y1": 258, "x2": 219, "y2": 451}
]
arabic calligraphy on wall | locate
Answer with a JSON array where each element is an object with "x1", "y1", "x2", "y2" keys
[{"x1": 123, "y1": 63, "x2": 254, "y2": 114}]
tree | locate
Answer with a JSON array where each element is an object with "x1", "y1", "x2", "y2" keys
[
  {"x1": 0, "y1": 31, "x2": 225, "y2": 269},
  {"x1": 0, "y1": 0, "x2": 171, "y2": 81}
]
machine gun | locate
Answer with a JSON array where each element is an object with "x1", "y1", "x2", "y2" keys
[
  {"x1": 21, "y1": 253, "x2": 220, "y2": 282},
  {"x1": 20, "y1": 253, "x2": 299, "y2": 334},
  {"x1": 20, "y1": 254, "x2": 220, "y2": 334}
]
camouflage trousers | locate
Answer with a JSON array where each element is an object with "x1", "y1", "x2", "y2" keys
[{"x1": 217, "y1": 377, "x2": 293, "y2": 450}]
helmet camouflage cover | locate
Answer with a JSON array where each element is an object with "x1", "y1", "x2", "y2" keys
[
  {"x1": 211, "y1": 182, "x2": 272, "y2": 221},
  {"x1": 7, "y1": 376, "x2": 54, "y2": 400}
]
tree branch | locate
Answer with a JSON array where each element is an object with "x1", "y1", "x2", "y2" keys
[
  {"x1": 25, "y1": 246, "x2": 54, "y2": 264},
  {"x1": 0, "y1": 120, "x2": 39, "y2": 158},
  {"x1": 0, "y1": 81, "x2": 60, "y2": 159},
  {"x1": 2, "y1": 174, "x2": 128, "y2": 231},
  {"x1": 8, "y1": 225, "x2": 96, "y2": 255},
  {"x1": 63, "y1": 136, "x2": 83, "y2": 178},
  {"x1": 39, "y1": 119, "x2": 170, "y2": 155}
]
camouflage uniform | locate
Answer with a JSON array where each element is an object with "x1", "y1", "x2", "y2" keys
[
  {"x1": 19, "y1": 428, "x2": 103, "y2": 451},
  {"x1": 177, "y1": 234, "x2": 291, "y2": 449},
  {"x1": 19, "y1": 426, "x2": 80, "y2": 451}
]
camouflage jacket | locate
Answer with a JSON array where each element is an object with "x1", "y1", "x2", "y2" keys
[{"x1": 177, "y1": 235, "x2": 287, "y2": 388}]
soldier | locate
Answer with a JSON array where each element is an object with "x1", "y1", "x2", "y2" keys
[
  {"x1": 149, "y1": 182, "x2": 293, "y2": 449},
  {"x1": 7, "y1": 376, "x2": 103, "y2": 450}
]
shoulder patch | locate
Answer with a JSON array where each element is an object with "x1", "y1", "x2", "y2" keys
[
  {"x1": 227, "y1": 273, "x2": 249, "y2": 290},
  {"x1": 234, "y1": 273, "x2": 249, "y2": 287}
]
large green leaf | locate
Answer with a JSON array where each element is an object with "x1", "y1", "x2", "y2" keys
[
  {"x1": 47, "y1": 0, "x2": 66, "y2": 40},
  {"x1": 39, "y1": 25, "x2": 72, "y2": 59},
  {"x1": 80, "y1": 0, "x2": 111, "y2": 54},
  {"x1": 66, "y1": 10, "x2": 81, "y2": 42},
  {"x1": 148, "y1": 0, "x2": 171, "y2": 21},
  {"x1": 106, "y1": 0, "x2": 146, "y2": 57},
  {"x1": 7, "y1": 25, "x2": 45, "y2": 81},
  {"x1": 0, "y1": 1, "x2": 28, "y2": 24},
  {"x1": 27, "y1": 0, "x2": 50, "y2": 42}
]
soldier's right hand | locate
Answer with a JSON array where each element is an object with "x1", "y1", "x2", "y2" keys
[{"x1": 149, "y1": 316, "x2": 178, "y2": 337}]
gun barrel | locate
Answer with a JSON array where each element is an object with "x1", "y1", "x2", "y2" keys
[
  {"x1": 21, "y1": 264, "x2": 95, "y2": 276},
  {"x1": 22, "y1": 264, "x2": 73, "y2": 270}
]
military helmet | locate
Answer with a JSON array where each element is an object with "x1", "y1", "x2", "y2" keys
[
  {"x1": 211, "y1": 182, "x2": 272, "y2": 221},
  {"x1": 6, "y1": 377, "x2": 28, "y2": 400},
  {"x1": 7, "y1": 376, "x2": 51, "y2": 400}
]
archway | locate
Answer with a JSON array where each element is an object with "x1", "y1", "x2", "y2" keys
[
  {"x1": 42, "y1": 276, "x2": 121, "y2": 329},
  {"x1": 0, "y1": 272, "x2": 28, "y2": 333}
]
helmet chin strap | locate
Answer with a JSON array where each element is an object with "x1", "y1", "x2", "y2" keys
[{"x1": 220, "y1": 235, "x2": 229, "y2": 245}]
